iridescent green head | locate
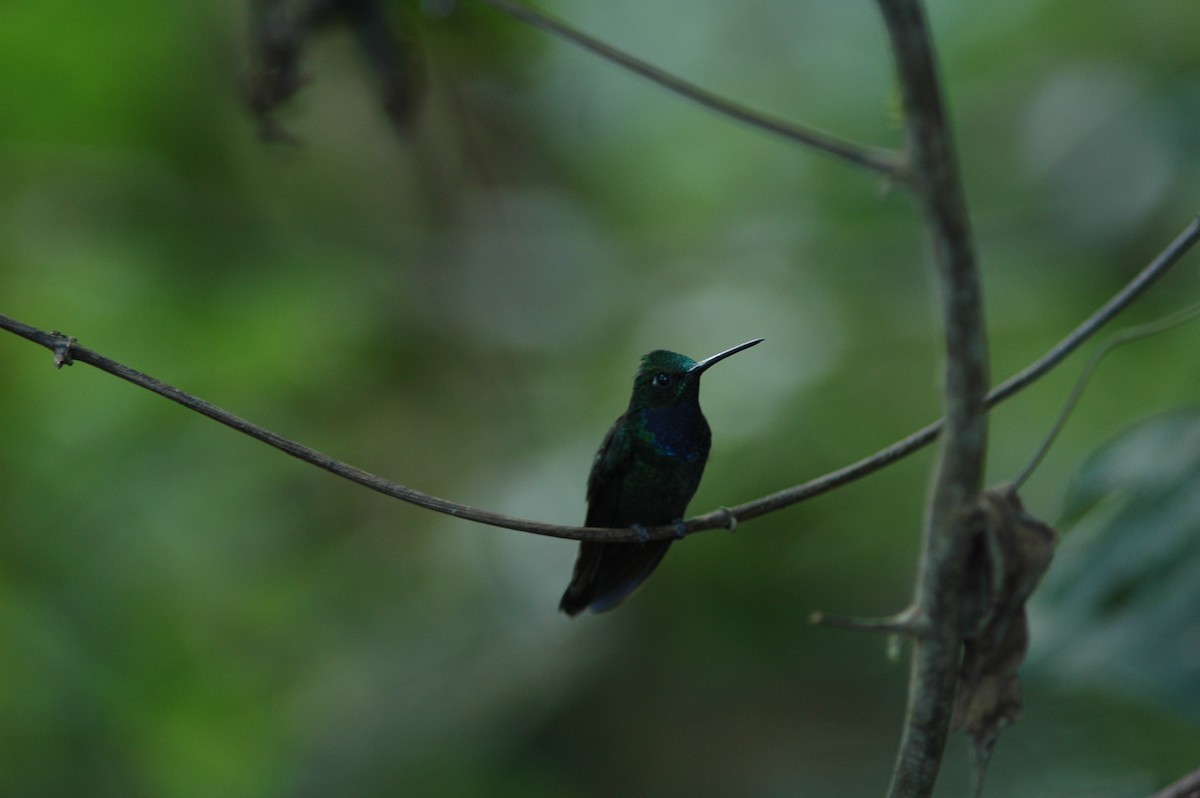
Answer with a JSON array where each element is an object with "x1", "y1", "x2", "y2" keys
[{"x1": 630, "y1": 339, "x2": 763, "y2": 409}]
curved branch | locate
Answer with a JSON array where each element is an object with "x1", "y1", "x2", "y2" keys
[
  {"x1": 0, "y1": 314, "x2": 615, "y2": 541},
  {"x1": 473, "y1": 0, "x2": 902, "y2": 177},
  {"x1": 1011, "y1": 300, "x2": 1200, "y2": 489},
  {"x1": 1, "y1": 213, "x2": 1195, "y2": 547},
  {"x1": 706, "y1": 212, "x2": 1200, "y2": 531},
  {"x1": 987, "y1": 215, "x2": 1200, "y2": 408}
]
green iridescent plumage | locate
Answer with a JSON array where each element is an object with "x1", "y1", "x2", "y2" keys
[{"x1": 560, "y1": 339, "x2": 763, "y2": 616}]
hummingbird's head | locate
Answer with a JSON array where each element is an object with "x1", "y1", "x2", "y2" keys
[
  {"x1": 632, "y1": 350, "x2": 700, "y2": 408},
  {"x1": 629, "y1": 339, "x2": 764, "y2": 409}
]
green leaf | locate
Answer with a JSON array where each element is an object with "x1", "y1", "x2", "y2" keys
[{"x1": 1032, "y1": 409, "x2": 1200, "y2": 720}]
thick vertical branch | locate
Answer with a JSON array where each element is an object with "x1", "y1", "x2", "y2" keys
[{"x1": 874, "y1": 1, "x2": 989, "y2": 797}]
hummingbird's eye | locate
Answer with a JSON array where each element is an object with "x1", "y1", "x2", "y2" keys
[{"x1": 653, "y1": 372, "x2": 671, "y2": 387}]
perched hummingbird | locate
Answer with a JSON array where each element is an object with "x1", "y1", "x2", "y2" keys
[{"x1": 559, "y1": 338, "x2": 764, "y2": 616}]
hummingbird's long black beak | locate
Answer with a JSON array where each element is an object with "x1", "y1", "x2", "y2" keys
[{"x1": 688, "y1": 338, "x2": 764, "y2": 374}]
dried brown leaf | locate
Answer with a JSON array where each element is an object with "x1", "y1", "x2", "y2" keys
[{"x1": 953, "y1": 487, "x2": 1058, "y2": 779}]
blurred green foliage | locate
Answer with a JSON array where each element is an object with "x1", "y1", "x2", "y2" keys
[
  {"x1": 1034, "y1": 410, "x2": 1200, "y2": 719},
  {"x1": 1, "y1": 0, "x2": 1199, "y2": 796}
]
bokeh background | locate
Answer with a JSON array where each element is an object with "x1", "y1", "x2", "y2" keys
[{"x1": 3, "y1": 1, "x2": 1200, "y2": 795}]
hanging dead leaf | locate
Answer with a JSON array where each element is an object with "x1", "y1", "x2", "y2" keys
[{"x1": 953, "y1": 486, "x2": 1058, "y2": 774}]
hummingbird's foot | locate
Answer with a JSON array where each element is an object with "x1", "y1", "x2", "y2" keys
[
  {"x1": 673, "y1": 520, "x2": 688, "y2": 540},
  {"x1": 632, "y1": 524, "x2": 650, "y2": 544},
  {"x1": 718, "y1": 506, "x2": 739, "y2": 534}
]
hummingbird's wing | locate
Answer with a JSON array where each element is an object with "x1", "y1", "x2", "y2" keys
[
  {"x1": 560, "y1": 415, "x2": 674, "y2": 616},
  {"x1": 584, "y1": 414, "x2": 633, "y2": 527}
]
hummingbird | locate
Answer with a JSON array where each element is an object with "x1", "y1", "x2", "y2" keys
[{"x1": 559, "y1": 338, "x2": 764, "y2": 616}]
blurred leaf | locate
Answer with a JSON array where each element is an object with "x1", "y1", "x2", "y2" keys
[
  {"x1": 1033, "y1": 409, "x2": 1200, "y2": 720},
  {"x1": 245, "y1": 0, "x2": 426, "y2": 141}
]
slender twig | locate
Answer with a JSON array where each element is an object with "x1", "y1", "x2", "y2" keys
[
  {"x1": 1, "y1": 214, "x2": 1195, "y2": 546},
  {"x1": 986, "y1": 215, "x2": 1200, "y2": 409},
  {"x1": 697, "y1": 212, "x2": 1200, "y2": 533},
  {"x1": 810, "y1": 608, "x2": 918, "y2": 636},
  {"x1": 873, "y1": 1, "x2": 988, "y2": 797},
  {"x1": 473, "y1": 0, "x2": 903, "y2": 177},
  {"x1": 0, "y1": 314, "x2": 622, "y2": 542},
  {"x1": 1012, "y1": 300, "x2": 1200, "y2": 490},
  {"x1": 1150, "y1": 766, "x2": 1200, "y2": 798}
]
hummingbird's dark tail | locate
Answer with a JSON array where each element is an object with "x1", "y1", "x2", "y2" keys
[{"x1": 559, "y1": 540, "x2": 673, "y2": 616}]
